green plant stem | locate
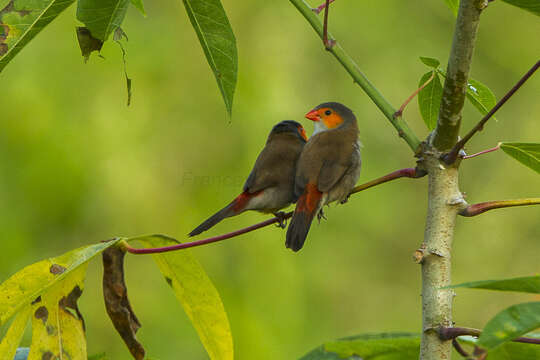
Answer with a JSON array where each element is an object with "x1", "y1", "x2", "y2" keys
[
  {"x1": 289, "y1": 0, "x2": 420, "y2": 152},
  {"x1": 459, "y1": 198, "x2": 540, "y2": 217},
  {"x1": 432, "y1": 0, "x2": 486, "y2": 151},
  {"x1": 123, "y1": 167, "x2": 424, "y2": 254}
]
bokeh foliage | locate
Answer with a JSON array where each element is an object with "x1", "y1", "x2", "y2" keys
[{"x1": 0, "y1": 0, "x2": 539, "y2": 358}]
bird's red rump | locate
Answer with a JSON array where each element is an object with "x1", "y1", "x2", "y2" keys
[
  {"x1": 232, "y1": 190, "x2": 262, "y2": 212},
  {"x1": 297, "y1": 184, "x2": 322, "y2": 212}
]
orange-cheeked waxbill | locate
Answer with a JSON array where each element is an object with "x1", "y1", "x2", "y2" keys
[
  {"x1": 286, "y1": 102, "x2": 361, "y2": 251},
  {"x1": 189, "y1": 120, "x2": 308, "y2": 236}
]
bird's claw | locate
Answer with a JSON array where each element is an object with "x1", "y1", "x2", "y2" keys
[
  {"x1": 274, "y1": 212, "x2": 288, "y2": 229},
  {"x1": 340, "y1": 195, "x2": 350, "y2": 205},
  {"x1": 317, "y1": 209, "x2": 327, "y2": 223}
]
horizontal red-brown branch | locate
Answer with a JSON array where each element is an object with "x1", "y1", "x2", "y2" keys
[
  {"x1": 439, "y1": 326, "x2": 540, "y2": 345},
  {"x1": 124, "y1": 167, "x2": 424, "y2": 254},
  {"x1": 459, "y1": 198, "x2": 540, "y2": 217}
]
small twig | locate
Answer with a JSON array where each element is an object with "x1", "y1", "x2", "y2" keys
[
  {"x1": 313, "y1": 0, "x2": 335, "y2": 14},
  {"x1": 322, "y1": 0, "x2": 335, "y2": 49},
  {"x1": 452, "y1": 338, "x2": 471, "y2": 358},
  {"x1": 394, "y1": 71, "x2": 435, "y2": 118},
  {"x1": 439, "y1": 326, "x2": 540, "y2": 345},
  {"x1": 462, "y1": 143, "x2": 501, "y2": 159},
  {"x1": 124, "y1": 167, "x2": 425, "y2": 254},
  {"x1": 443, "y1": 60, "x2": 540, "y2": 164},
  {"x1": 459, "y1": 198, "x2": 540, "y2": 217}
]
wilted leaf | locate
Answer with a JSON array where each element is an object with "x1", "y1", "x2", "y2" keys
[
  {"x1": 129, "y1": 0, "x2": 145, "y2": 16},
  {"x1": 466, "y1": 78, "x2": 497, "y2": 119},
  {"x1": 0, "y1": 239, "x2": 121, "y2": 326},
  {"x1": 478, "y1": 302, "x2": 540, "y2": 350},
  {"x1": 183, "y1": 0, "x2": 237, "y2": 115},
  {"x1": 77, "y1": 0, "x2": 130, "y2": 42},
  {"x1": 136, "y1": 235, "x2": 233, "y2": 360},
  {"x1": 114, "y1": 27, "x2": 132, "y2": 106},
  {"x1": 442, "y1": 0, "x2": 459, "y2": 16},
  {"x1": 459, "y1": 334, "x2": 540, "y2": 359},
  {"x1": 28, "y1": 265, "x2": 87, "y2": 360},
  {"x1": 500, "y1": 142, "x2": 540, "y2": 174},
  {"x1": 419, "y1": 56, "x2": 440, "y2": 68},
  {"x1": 501, "y1": 0, "x2": 540, "y2": 16},
  {"x1": 102, "y1": 245, "x2": 144, "y2": 360},
  {"x1": 0, "y1": 0, "x2": 75, "y2": 73},
  {"x1": 0, "y1": 307, "x2": 30, "y2": 360},
  {"x1": 76, "y1": 27, "x2": 104, "y2": 62},
  {"x1": 300, "y1": 332, "x2": 420, "y2": 360},
  {"x1": 446, "y1": 275, "x2": 540, "y2": 294},
  {"x1": 418, "y1": 71, "x2": 443, "y2": 130}
]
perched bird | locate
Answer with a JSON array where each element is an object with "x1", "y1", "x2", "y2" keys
[
  {"x1": 286, "y1": 102, "x2": 361, "y2": 252},
  {"x1": 189, "y1": 120, "x2": 308, "y2": 236}
]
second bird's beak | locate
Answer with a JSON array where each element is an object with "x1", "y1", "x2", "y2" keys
[{"x1": 305, "y1": 109, "x2": 320, "y2": 122}]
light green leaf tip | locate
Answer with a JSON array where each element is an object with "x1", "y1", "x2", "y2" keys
[
  {"x1": 500, "y1": 142, "x2": 540, "y2": 174},
  {"x1": 76, "y1": 0, "x2": 130, "y2": 42},
  {"x1": 443, "y1": 0, "x2": 459, "y2": 17},
  {"x1": 501, "y1": 0, "x2": 540, "y2": 16},
  {"x1": 130, "y1": 0, "x2": 146, "y2": 16},
  {"x1": 445, "y1": 275, "x2": 540, "y2": 293},
  {"x1": 0, "y1": 0, "x2": 75, "y2": 73},
  {"x1": 183, "y1": 0, "x2": 238, "y2": 116},
  {"x1": 479, "y1": 302, "x2": 540, "y2": 350},
  {"x1": 418, "y1": 71, "x2": 443, "y2": 130},
  {"x1": 419, "y1": 56, "x2": 440, "y2": 69},
  {"x1": 135, "y1": 235, "x2": 233, "y2": 360}
]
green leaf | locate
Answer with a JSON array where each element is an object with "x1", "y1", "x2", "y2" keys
[
  {"x1": 466, "y1": 77, "x2": 498, "y2": 119},
  {"x1": 76, "y1": 27, "x2": 103, "y2": 62},
  {"x1": 183, "y1": 0, "x2": 237, "y2": 115},
  {"x1": 0, "y1": 0, "x2": 76, "y2": 73},
  {"x1": 0, "y1": 307, "x2": 30, "y2": 360},
  {"x1": 442, "y1": 0, "x2": 459, "y2": 16},
  {"x1": 446, "y1": 275, "x2": 540, "y2": 294},
  {"x1": 419, "y1": 56, "x2": 440, "y2": 68},
  {"x1": 76, "y1": 0, "x2": 130, "y2": 42},
  {"x1": 478, "y1": 302, "x2": 540, "y2": 350},
  {"x1": 459, "y1": 335, "x2": 540, "y2": 359},
  {"x1": 501, "y1": 0, "x2": 540, "y2": 16},
  {"x1": 418, "y1": 71, "x2": 443, "y2": 130},
  {"x1": 28, "y1": 265, "x2": 87, "y2": 360},
  {"x1": 0, "y1": 239, "x2": 121, "y2": 326},
  {"x1": 500, "y1": 142, "x2": 540, "y2": 174},
  {"x1": 129, "y1": 0, "x2": 145, "y2": 16},
  {"x1": 136, "y1": 235, "x2": 233, "y2": 360},
  {"x1": 300, "y1": 332, "x2": 420, "y2": 360}
]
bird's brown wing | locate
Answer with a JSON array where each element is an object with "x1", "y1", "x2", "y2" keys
[{"x1": 244, "y1": 136, "x2": 303, "y2": 194}]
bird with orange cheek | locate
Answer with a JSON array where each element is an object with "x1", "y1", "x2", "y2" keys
[
  {"x1": 286, "y1": 102, "x2": 361, "y2": 252},
  {"x1": 189, "y1": 120, "x2": 308, "y2": 236}
]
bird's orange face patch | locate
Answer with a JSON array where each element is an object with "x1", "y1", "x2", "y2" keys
[
  {"x1": 318, "y1": 107, "x2": 344, "y2": 129},
  {"x1": 298, "y1": 125, "x2": 308, "y2": 141}
]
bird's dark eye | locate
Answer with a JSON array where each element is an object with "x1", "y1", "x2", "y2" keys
[{"x1": 324, "y1": 110, "x2": 332, "y2": 116}]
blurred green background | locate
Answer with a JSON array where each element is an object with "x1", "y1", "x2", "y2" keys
[{"x1": 1, "y1": 0, "x2": 539, "y2": 359}]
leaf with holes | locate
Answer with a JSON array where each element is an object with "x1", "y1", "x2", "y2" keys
[
  {"x1": 300, "y1": 332, "x2": 420, "y2": 359},
  {"x1": 500, "y1": 142, "x2": 540, "y2": 174},
  {"x1": 466, "y1": 77, "x2": 497, "y2": 119},
  {"x1": 445, "y1": 275, "x2": 540, "y2": 294},
  {"x1": 0, "y1": 0, "x2": 75, "y2": 73},
  {"x1": 135, "y1": 235, "x2": 233, "y2": 360},
  {"x1": 418, "y1": 71, "x2": 443, "y2": 130},
  {"x1": 478, "y1": 302, "x2": 540, "y2": 350},
  {"x1": 76, "y1": 0, "x2": 130, "y2": 42},
  {"x1": 0, "y1": 239, "x2": 121, "y2": 326},
  {"x1": 501, "y1": 0, "x2": 540, "y2": 16},
  {"x1": 183, "y1": 0, "x2": 237, "y2": 115}
]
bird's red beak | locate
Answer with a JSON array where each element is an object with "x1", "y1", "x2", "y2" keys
[{"x1": 305, "y1": 109, "x2": 320, "y2": 122}]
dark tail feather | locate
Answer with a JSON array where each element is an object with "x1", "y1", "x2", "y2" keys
[
  {"x1": 189, "y1": 203, "x2": 236, "y2": 237},
  {"x1": 189, "y1": 191, "x2": 254, "y2": 236},
  {"x1": 285, "y1": 209, "x2": 317, "y2": 252}
]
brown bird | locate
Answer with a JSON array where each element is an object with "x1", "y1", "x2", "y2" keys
[
  {"x1": 189, "y1": 120, "x2": 308, "y2": 236},
  {"x1": 286, "y1": 102, "x2": 361, "y2": 252}
]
